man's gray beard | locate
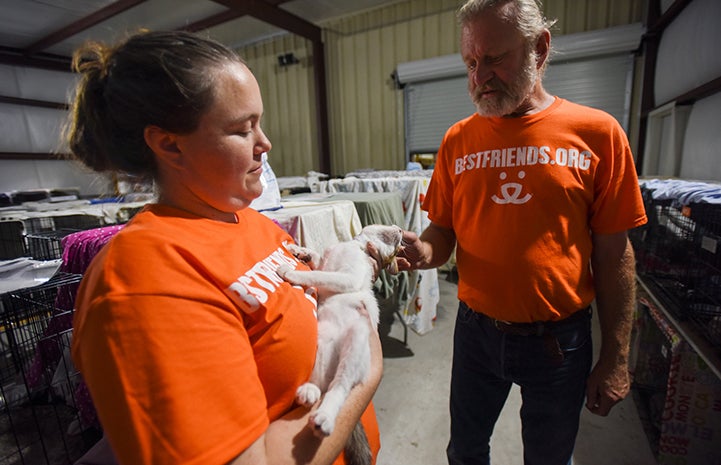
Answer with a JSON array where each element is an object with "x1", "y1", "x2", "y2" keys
[{"x1": 471, "y1": 52, "x2": 539, "y2": 117}]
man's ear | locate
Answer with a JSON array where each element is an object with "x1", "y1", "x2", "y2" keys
[
  {"x1": 144, "y1": 125, "x2": 182, "y2": 168},
  {"x1": 535, "y1": 29, "x2": 551, "y2": 69}
]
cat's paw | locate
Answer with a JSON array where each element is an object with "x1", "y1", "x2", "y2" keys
[
  {"x1": 310, "y1": 409, "x2": 335, "y2": 437},
  {"x1": 296, "y1": 383, "x2": 321, "y2": 407},
  {"x1": 283, "y1": 242, "x2": 304, "y2": 255},
  {"x1": 276, "y1": 264, "x2": 292, "y2": 279}
]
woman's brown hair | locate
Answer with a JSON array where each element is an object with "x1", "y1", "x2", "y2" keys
[{"x1": 65, "y1": 30, "x2": 245, "y2": 178}]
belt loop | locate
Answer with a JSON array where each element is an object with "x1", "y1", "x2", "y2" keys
[{"x1": 535, "y1": 323, "x2": 544, "y2": 337}]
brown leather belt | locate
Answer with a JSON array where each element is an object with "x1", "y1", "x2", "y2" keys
[
  {"x1": 489, "y1": 307, "x2": 592, "y2": 364},
  {"x1": 490, "y1": 306, "x2": 591, "y2": 337}
]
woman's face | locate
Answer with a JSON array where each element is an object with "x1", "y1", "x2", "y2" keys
[{"x1": 166, "y1": 62, "x2": 272, "y2": 220}]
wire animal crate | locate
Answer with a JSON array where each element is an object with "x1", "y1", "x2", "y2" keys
[
  {"x1": 24, "y1": 230, "x2": 80, "y2": 261},
  {"x1": 0, "y1": 273, "x2": 100, "y2": 464},
  {"x1": 630, "y1": 299, "x2": 678, "y2": 456},
  {"x1": 632, "y1": 195, "x2": 700, "y2": 313},
  {"x1": 0, "y1": 221, "x2": 27, "y2": 260},
  {"x1": 688, "y1": 202, "x2": 721, "y2": 270},
  {"x1": 0, "y1": 215, "x2": 105, "y2": 261},
  {"x1": 50, "y1": 215, "x2": 103, "y2": 232},
  {"x1": 684, "y1": 202, "x2": 721, "y2": 350},
  {"x1": 21, "y1": 217, "x2": 56, "y2": 236},
  {"x1": 631, "y1": 188, "x2": 721, "y2": 351}
]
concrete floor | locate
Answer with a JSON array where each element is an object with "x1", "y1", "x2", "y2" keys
[{"x1": 374, "y1": 272, "x2": 657, "y2": 465}]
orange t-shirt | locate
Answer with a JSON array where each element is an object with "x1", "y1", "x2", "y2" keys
[
  {"x1": 71, "y1": 204, "x2": 379, "y2": 465},
  {"x1": 424, "y1": 97, "x2": 648, "y2": 322}
]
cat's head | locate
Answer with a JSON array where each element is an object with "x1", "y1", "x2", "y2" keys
[{"x1": 355, "y1": 224, "x2": 403, "y2": 273}]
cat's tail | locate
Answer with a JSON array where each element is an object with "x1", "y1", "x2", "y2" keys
[{"x1": 344, "y1": 421, "x2": 371, "y2": 465}]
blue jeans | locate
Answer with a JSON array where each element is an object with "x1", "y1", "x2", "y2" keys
[{"x1": 446, "y1": 301, "x2": 593, "y2": 465}]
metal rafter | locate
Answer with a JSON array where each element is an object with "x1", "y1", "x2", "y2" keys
[
  {"x1": 25, "y1": 0, "x2": 149, "y2": 54},
  {"x1": 212, "y1": 0, "x2": 321, "y2": 42}
]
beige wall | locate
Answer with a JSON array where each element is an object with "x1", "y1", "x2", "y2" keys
[
  {"x1": 239, "y1": 0, "x2": 644, "y2": 178},
  {"x1": 241, "y1": 34, "x2": 317, "y2": 179}
]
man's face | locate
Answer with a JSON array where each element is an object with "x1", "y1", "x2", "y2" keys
[{"x1": 461, "y1": 11, "x2": 541, "y2": 117}]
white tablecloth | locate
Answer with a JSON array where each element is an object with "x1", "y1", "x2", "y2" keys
[
  {"x1": 262, "y1": 199, "x2": 362, "y2": 255},
  {"x1": 318, "y1": 176, "x2": 432, "y2": 235},
  {"x1": 317, "y1": 176, "x2": 440, "y2": 335}
]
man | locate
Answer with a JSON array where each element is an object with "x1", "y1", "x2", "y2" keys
[{"x1": 395, "y1": 1, "x2": 648, "y2": 464}]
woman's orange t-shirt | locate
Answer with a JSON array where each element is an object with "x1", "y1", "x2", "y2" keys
[{"x1": 71, "y1": 204, "x2": 379, "y2": 464}]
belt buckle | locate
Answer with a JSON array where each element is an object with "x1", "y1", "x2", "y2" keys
[{"x1": 493, "y1": 319, "x2": 511, "y2": 330}]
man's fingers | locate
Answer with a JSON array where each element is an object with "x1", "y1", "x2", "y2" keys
[{"x1": 394, "y1": 256, "x2": 412, "y2": 271}]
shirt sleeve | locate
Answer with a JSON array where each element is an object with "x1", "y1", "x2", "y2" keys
[
  {"x1": 75, "y1": 292, "x2": 268, "y2": 465},
  {"x1": 590, "y1": 123, "x2": 648, "y2": 234}
]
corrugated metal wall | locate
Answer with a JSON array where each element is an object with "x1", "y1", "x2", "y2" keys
[
  {"x1": 239, "y1": 0, "x2": 644, "y2": 178},
  {"x1": 241, "y1": 34, "x2": 316, "y2": 178},
  {"x1": 324, "y1": 0, "x2": 460, "y2": 175}
]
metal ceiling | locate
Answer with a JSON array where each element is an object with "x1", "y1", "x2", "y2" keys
[
  {"x1": 0, "y1": 0, "x2": 400, "y2": 172},
  {"x1": 0, "y1": 0, "x2": 399, "y2": 71}
]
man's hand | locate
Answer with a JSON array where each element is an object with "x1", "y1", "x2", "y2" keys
[
  {"x1": 395, "y1": 230, "x2": 425, "y2": 271},
  {"x1": 585, "y1": 361, "x2": 630, "y2": 416},
  {"x1": 395, "y1": 223, "x2": 456, "y2": 271}
]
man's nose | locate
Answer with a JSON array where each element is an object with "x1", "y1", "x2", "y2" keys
[{"x1": 470, "y1": 65, "x2": 493, "y2": 88}]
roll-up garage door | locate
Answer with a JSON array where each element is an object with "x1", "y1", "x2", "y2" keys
[
  {"x1": 398, "y1": 24, "x2": 643, "y2": 163},
  {"x1": 403, "y1": 52, "x2": 634, "y2": 160}
]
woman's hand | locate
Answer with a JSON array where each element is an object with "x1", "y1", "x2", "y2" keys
[{"x1": 365, "y1": 242, "x2": 382, "y2": 281}]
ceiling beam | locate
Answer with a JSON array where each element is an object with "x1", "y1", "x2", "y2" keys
[
  {"x1": 212, "y1": 0, "x2": 321, "y2": 42},
  {"x1": 0, "y1": 95, "x2": 68, "y2": 110},
  {"x1": 0, "y1": 152, "x2": 63, "y2": 160},
  {"x1": 0, "y1": 0, "x2": 148, "y2": 70},
  {"x1": 24, "y1": 0, "x2": 149, "y2": 55},
  {"x1": 0, "y1": 0, "x2": 302, "y2": 70},
  {"x1": 646, "y1": 0, "x2": 693, "y2": 35},
  {"x1": 0, "y1": 46, "x2": 71, "y2": 71},
  {"x1": 0, "y1": 0, "x2": 332, "y2": 173},
  {"x1": 181, "y1": 9, "x2": 247, "y2": 32},
  {"x1": 181, "y1": 1, "x2": 292, "y2": 33}
]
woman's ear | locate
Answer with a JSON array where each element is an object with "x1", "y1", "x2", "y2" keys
[{"x1": 144, "y1": 125, "x2": 182, "y2": 168}]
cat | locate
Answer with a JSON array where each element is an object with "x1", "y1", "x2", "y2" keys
[{"x1": 277, "y1": 224, "x2": 403, "y2": 465}]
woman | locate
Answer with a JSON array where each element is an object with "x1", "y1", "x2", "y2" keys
[{"x1": 67, "y1": 30, "x2": 382, "y2": 465}]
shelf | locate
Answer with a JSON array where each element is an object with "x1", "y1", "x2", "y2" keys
[{"x1": 637, "y1": 274, "x2": 721, "y2": 380}]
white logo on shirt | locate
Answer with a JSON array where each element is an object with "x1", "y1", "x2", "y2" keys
[
  {"x1": 491, "y1": 171, "x2": 532, "y2": 205},
  {"x1": 226, "y1": 246, "x2": 297, "y2": 312}
]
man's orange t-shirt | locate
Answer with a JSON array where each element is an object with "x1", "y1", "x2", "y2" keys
[
  {"x1": 424, "y1": 97, "x2": 648, "y2": 322},
  {"x1": 71, "y1": 204, "x2": 379, "y2": 465}
]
